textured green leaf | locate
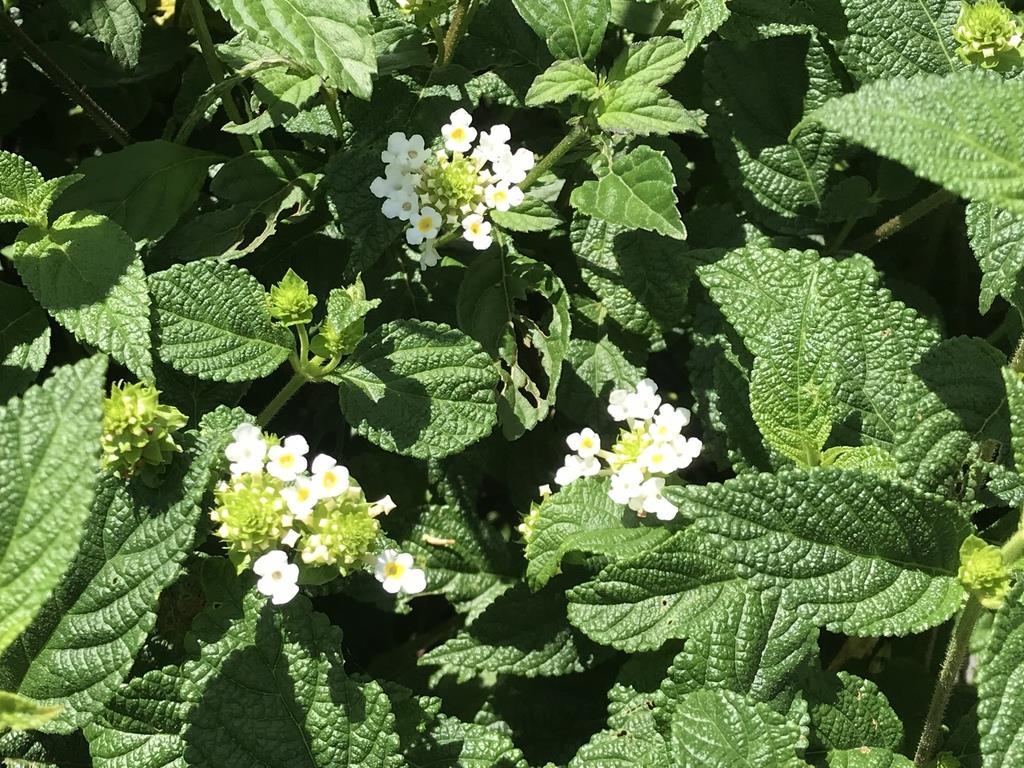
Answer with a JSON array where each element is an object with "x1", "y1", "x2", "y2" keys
[
  {"x1": 967, "y1": 201, "x2": 1024, "y2": 314},
  {"x1": 337, "y1": 320, "x2": 499, "y2": 458},
  {"x1": 0, "y1": 356, "x2": 106, "y2": 656},
  {"x1": 58, "y1": 0, "x2": 143, "y2": 70},
  {"x1": 150, "y1": 260, "x2": 292, "y2": 383},
  {"x1": 0, "y1": 410, "x2": 239, "y2": 733},
  {"x1": 570, "y1": 704, "x2": 670, "y2": 768},
  {"x1": 599, "y1": 84, "x2": 703, "y2": 137},
  {"x1": 567, "y1": 530, "x2": 747, "y2": 652},
  {"x1": 55, "y1": 141, "x2": 214, "y2": 242},
  {"x1": 609, "y1": 34, "x2": 689, "y2": 88},
  {"x1": 1005, "y1": 367, "x2": 1024, "y2": 476},
  {"x1": 0, "y1": 283, "x2": 50, "y2": 403},
  {"x1": 663, "y1": 0, "x2": 729, "y2": 60},
  {"x1": 510, "y1": 0, "x2": 608, "y2": 61},
  {"x1": 525, "y1": 59, "x2": 599, "y2": 105},
  {"x1": 525, "y1": 476, "x2": 670, "y2": 590},
  {"x1": 209, "y1": 0, "x2": 376, "y2": 98},
  {"x1": 0, "y1": 151, "x2": 55, "y2": 228},
  {"x1": 0, "y1": 691, "x2": 62, "y2": 731},
  {"x1": 13, "y1": 212, "x2": 152, "y2": 380},
  {"x1": 810, "y1": 71, "x2": 1024, "y2": 215},
  {"x1": 826, "y1": 749, "x2": 913, "y2": 768},
  {"x1": 669, "y1": 689, "x2": 808, "y2": 767},
  {"x1": 806, "y1": 672, "x2": 903, "y2": 751},
  {"x1": 977, "y1": 580, "x2": 1024, "y2": 768},
  {"x1": 836, "y1": 0, "x2": 960, "y2": 82},
  {"x1": 677, "y1": 468, "x2": 969, "y2": 636},
  {"x1": 557, "y1": 332, "x2": 642, "y2": 426},
  {"x1": 405, "y1": 713, "x2": 528, "y2": 768},
  {"x1": 570, "y1": 146, "x2": 687, "y2": 239}
]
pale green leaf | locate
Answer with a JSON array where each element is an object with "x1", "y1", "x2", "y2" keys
[
  {"x1": 609, "y1": 34, "x2": 689, "y2": 88},
  {"x1": 13, "y1": 212, "x2": 152, "y2": 380},
  {"x1": 150, "y1": 260, "x2": 292, "y2": 383},
  {"x1": 209, "y1": 0, "x2": 377, "y2": 98},
  {"x1": 55, "y1": 141, "x2": 215, "y2": 242},
  {"x1": 525, "y1": 59, "x2": 599, "y2": 105},
  {"x1": 664, "y1": 0, "x2": 730, "y2": 60},
  {"x1": 826, "y1": 749, "x2": 914, "y2": 768},
  {"x1": 806, "y1": 672, "x2": 903, "y2": 751},
  {"x1": 810, "y1": 71, "x2": 1024, "y2": 215},
  {"x1": 0, "y1": 692, "x2": 61, "y2": 732},
  {"x1": 571, "y1": 146, "x2": 686, "y2": 239},
  {"x1": 966, "y1": 201, "x2": 1024, "y2": 314},
  {"x1": 405, "y1": 713, "x2": 528, "y2": 768},
  {"x1": 599, "y1": 84, "x2": 704, "y2": 137},
  {"x1": 0, "y1": 151, "x2": 50, "y2": 228},
  {"x1": 510, "y1": 0, "x2": 609, "y2": 61},
  {"x1": 337, "y1": 320, "x2": 499, "y2": 458},
  {"x1": 59, "y1": 0, "x2": 143, "y2": 70},
  {"x1": 0, "y1": 356, "x2": 106, "y2": 656},
  {"x1": 0, "y1": 283, "x2": 50, "y2": 403},
  {"x1": 977, "y1": 580, "x2": 1024, "y2": 768}
]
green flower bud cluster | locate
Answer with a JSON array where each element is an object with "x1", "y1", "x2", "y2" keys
[
  {"x1": 101, "y1": 381, "x2": 187, "y2": 481},
  {"x1": 267, "y1": 268, "x2": 317, "y2": 327},
  {"x1": 299, "y1": 485, "x2": 381, "y2": 572},
  {"x1": 211, "y1": 472, "x2": 290, "y2": 561},
  {"x1": 418, "y1": 151, "x2": 488, "y2": 227},
  {"x1": 954, "y1": 0, "x2": 1024, "y2": 70},
  {"x1": 957, "y1": 534, "x2": 1012, "y2": 609}
]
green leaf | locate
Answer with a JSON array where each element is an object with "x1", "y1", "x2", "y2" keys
[
  {"x1": 557, "y1": 332, "x2": 642, "y2": 426},
  {"x1": 524, "y1": 476, "x2": 670, "y2": 590},
  {"x1": 0, "y1": 356, "x2": 106, "y2": 657},
  {"x1": 669, "y1": 689, "x2": 808, "y2": 767},
  {"x1": 677, "y1": 468, "x2": 969, "y2": 636},
  {"x1": 1005, "y1": 367, "x2": 1024, "y2": 476},
  {"x1": 209, "y1": 0, "x2": 377, "y2": 98},
  {"x1": 338, "y1": 320, "x2": 499, "y2": 458},
  {"x1": 570, "y1": 146, "x2": 686, "y2": 240},
  {"x1": 13, "y1": 212, "x2": 152, "y2": 380},
  {"x1": 150, "y1": 260, "x2": 292, "y2": 383},
  {"x1": 966, "y1": 201, "x2": 1024, "y2": 314},
  {"x1": 54, "y1": 141, "x2": 215, "y2": 242},
  {"x1": 0, "y1": 282, "x2": 50, "y2": 403},
  {"x1": 510, "y1": 0, "x2": 609, "y2": 61},
  {"x1": 0, "y1": 691, "x2": 62, "y2": 731},
  {"x1": 599, "y1": 84, "x2": 704, "y2": 137},
  {"x1": 809, "y1": 70, "x2": 1024, "y2": 215},
  {"x1": 0, "y1": 151, "x2": 76, "y2": 228},
  {"x1": 421, "y1": 582, "x2": 606, "y2": 678},
  {"x1": 609, "y1": 35, "x2": 689, "y2": 88},
  {"x1": 663, "y1": 0, "x2": 729, "y2": 61},
  {"x1": 570, "y1": 704, "x2": 671, "y2": 767},
  {"x1": 836, "y1": 0, "x2": 961, "y2": 82},
  {"x1": 0, "y1": 409, "x2": 239, "y2": 733},
  {"x1": 826, "y1": 749, "x2": 914, "y2": 768},
  {"x1": 977, "y1": 580, "x2": 1024, "y2": 767},
  {"x1": 525, "y1": 59, "x2": 599, "y2": 105},
  {"x1": 405, "y1": 713, "x2": 528, "y2": 768},
  {"x1": 567, "y1": 529, "x2": 747, "y2": 652},
  {"x1": 58, "y1": 0, "x2": 143, "y2": 71},
  {"x1": 806, "y1": 672, "x2": 903, "y2": 751}
]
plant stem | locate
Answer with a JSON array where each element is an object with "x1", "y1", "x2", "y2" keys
[
  {"x1": 851, "y1": 189, "x2": 956, "y2": 252},
  {"x1": 257, "y1": 372, "x2": 307, "y2": 427},
  {"x1": 321, "y1": 85, "x2": 346, "y2": 139},
  {"x1": 521, "y1": 122, "x2": 589, "y2": 191},
  {"x1": 435, "y1": 0, "x2": 472, "y2": 69},
  {"x1": 1011, "y1": 334, "x2": 1024, "y2": 373},
  {"x1": 1001, "y1": 527, "x2": 1024, "y2": 567},
  {"x1": 912, "y1": 598, "x2": 984, "y2": 767},
  {"x1": 184, "y1": 0, "x2": 256, "y2": 151},
  {"x1": 0, "y1": 10, "x2": 131, "y2": 146}
]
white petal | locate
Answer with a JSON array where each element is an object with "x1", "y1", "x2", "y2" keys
[{"x1": 402, "y1": 568, "x2": 427, "y2": 594}]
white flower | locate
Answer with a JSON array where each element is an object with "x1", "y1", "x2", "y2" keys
[
  {"x1": 624, "y1": 378, "x2": 661, "y2": 421},
  {"x1": 554, "y1": 454, "x2": 600, "y2": 486},
  {"x1": 650, "y1": 404, "x2": 690, "y2": 442},
  {"x1": 369, "y1": 494, "x2": 397, "y2": 516},
  {"x1": 310, "y1": 453, "x2": 350, "y2": 498},
  {"x1": 567, "y1": 427, "x2": 601, "y2": 459},
  {"x1": 638, "y1": 443, "x2": 679, "y2": 475},
  {"x1": 461, "y1": 213, "x2": 492, "y2": 250},
  {"x1": 381, "y1": 132, "x2": 427, "y2": 171},
  {"x1": 609, "y1": 463, "x2": 645, "y2": 505},
  {"x1": 642, "y1": 484, "x2": 678, "y2": 522},
  {"x1": 280, "y1": 477, "x2": 320, "y2": 523},
  {"x1": 225, "y1": 423, "x2": 267, "y2": 476},
  {"x1": 476, "y1": 124, "x2": 511, "y2": 163},
  {"x1": 607, "y1": 389, "x2": 630, "y2": 422},
  {"x1": 375, "y1": 550, "x2": 427, "y2": 595},
  {"x1": 483, "y1": 181, "x2": 524, "y2": 212},
  {"x1": 670, "y1": 435, "x2": 703, "y2": 469},
  {"x1": 493, "y1": 147, "x2": 535, "y2": 185},
  {"x1": 381, "y1": 188, "x2": 419, "y2": 221},
  {"x1": 266, "y1": 435, "x2": 309, "y2": 481},
  {"x1": 441, "y1": 108, "x2": 477, "y2": 153},
  {"x1": 407, "y1": 206, "x2": 442, "y2": 245},
  {"x1": 370, "y1": 165, "x2": 417, "y2": 200},
  {"x1": 419, "y1": 240, "x2": 440, "y2": 270},
  {"x1": 254, "y1": 550, "x2": 300, "y2": 605}
]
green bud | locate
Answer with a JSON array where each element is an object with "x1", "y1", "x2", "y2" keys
[
  {"x1": 299, "y1": 487, "x2": 381, "y2": 574},
  {"x1": 268, "y1": 268, "x2": 317, "y2": 327},
  {"x1": 954, "y1": 0, "x2": 1024, "y2": 70},
  {"x1": 311, "y1": 276, "x2": 380, "y2": 359},
  {"x1": 101, "y1": 381, "x2": 187, "y2": 482},
  {"x1": 210, "y1": 473, "x2": 290, "y2": 563},
  {"x1": 957, "y1": 534, "x2": 1012, "y2": 609}
]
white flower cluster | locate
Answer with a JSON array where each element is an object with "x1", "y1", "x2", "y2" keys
[
  {"x1": 218, "y1": 424, "x2": 424, "y2": 605},
  {"x1": 553, "y1": 379, "x2": 702, "y2": 521},
  {"x1": 370, "y1": 108, "x2": 534, "y2": 267}
]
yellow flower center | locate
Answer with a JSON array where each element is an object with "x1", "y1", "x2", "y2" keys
[
  {"x1": 323, "y1": 471, "x2": 337, "y2": 489},
  {"x1": 417, "y1": 217, "x2": 434, "y2": 233},
  {"x1": 450, "y1": 127, "x2": 466, "y2": 141},
  {"x1": 580, "y1": 436, "x2": 595, "y2": 450},
  {"x1": 384, "y1": 562, "x2": 405, "y2": 579},
  {"x1": 493, "y1": 190, "x2": 507, "y2": 203},
  {"x1": 297, "y1": 487, "x2": 311, "y2": 502},
  {"x1": 279, "y1": 454, "x2": 295, "y2": 468}
]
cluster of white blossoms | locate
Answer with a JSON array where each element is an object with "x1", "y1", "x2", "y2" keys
[
  {"x1": 370, "y1": 108, "x2": 534, "y2": 268},
  {"x1": 553, "y1": 380, "x2": 702, "y2": 521},
  {"x1": 215, "y1": 423, "x2": 425, "y2": 605}
]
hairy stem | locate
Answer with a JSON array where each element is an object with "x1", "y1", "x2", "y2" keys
[
  {"x1": 256, "y1": 371, "x2": 307, "y2": 427},
  {"x1": 0, "y1": 10, "x2": 131, "y2": 146},
  {"x1": 184, "y1": 0, "x2": 257, "y2": 151},
  {"x1": 1010, "y1": 334, "x2": 1024, "y2": 373},
  {"x1": 851, "y1": 189, "x2": 956, "y2": 252},
  {"x1": 913, "y1": 598, "x2": 984, "y2": 767},
  {"x1": 321, "y1": 85, "x2": 346, "y2": 139},
  {"x1": 1001, "y1": 527, "x2": 1024, "y2": 567},
  {"x1": 435, "y1": 0, "x2": 473, "y2": 69},
  {"x1": 520, "y1": 122, "x2": 589, "y2": 191}
]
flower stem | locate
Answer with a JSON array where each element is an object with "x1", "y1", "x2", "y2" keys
[
  {"x1": 321, "y1": 85, "x2": 346, "y2": 139},
  {"x1": 1001, "y1": 527, "x2": 1024, "y2": 567},
  {"x1": 912, "y1": 597, "x2": 984, "y2": 767},
  {"x1": 256, "y1": 372, "x2": 306, "y2": 427},
  {"x1": 0, "y1": 9, "x2": 131, "y2": 146},
  {"x1": 851, "y1": 189, "x2": 956, "y2": 252},
  {"x1": 1010, "y1": 334, "x2": 1024, "y2": 373},
  {"x1": 184, "y1": 0, "x2": 257, "y2": 151},
  {"x1": 435, "y1": 0, "x2": 473, "y2": 69},
  {"x1": 520, "y1": 122, "x2": 589, "y2": 192}
]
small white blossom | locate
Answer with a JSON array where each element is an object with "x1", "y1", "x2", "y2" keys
[
  {"x1": 638, "y1": 443, "x2": 680, "y2": 475},
  {"x1": 461, "y1": 213, "x2": 493, "y2": 250},
  {"x1": 420, "y1": 241, "x2": 440, "y2": 270},
  {"x1": 254, "y1": 550, "x2": 300, "y2": 605},
  {"x1": 266, "y1": 435, "x2": 309, "y2": 481},
  {"x1": 650, "y1": 403, "x2": 690, "y2": 441},
  {"x1": 538, "y1": 483, "x2": 552, "y2": 498},
  {"x1": 554, "y1": 454, "x2": 600, "y2": 487},
  {"x1": 370, "y1": 165, "x2": 417, "y2": 200},
  {"x1": 407, "y1": 207, "x2": 442, "y2": 245},
  {"x1": 375, "y1": 550, "x2": 427, "y2": 595},
  {"x1": 609, "y1": 463, "x2": 645, "y2": 505},
  {"x1": 381, "y1": 189, "x2": 419, "y2": 221},
  {"x1": 484, "y1": 181, "x2": 524, "y2": 212},
  {"x1": 441, "y1": 108, "x2": 477, "y2": 153},
  {"x1": 607, "y1": 389, "x2": 630, "y2": 422},
  {"x1": 310, "y1": 453, "x2": 350, "y2": 498},
  {"x1": 381, "y1": 132, "x2": 427, "y2": 170},
  {"x1": 567, "y1": 427, "x2": 601, "y2": 459},
  {"x1": 225, "y1": 423, "x2": 267, "y2": 476},
  {"x1": 476, "y1": 124, "x2": 511, "y2": 163},
  {"x1": 280, "y1": 477, "x2": 319, "y2": 523},
  {"x1": 492, "y1": 147, "x2": 535, "y2": 185}
]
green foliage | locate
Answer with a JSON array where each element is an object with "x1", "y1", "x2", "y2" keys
[
  {"x1": 510, "y1": 0, "x2": 609, "y2": 61},
  {"x1": 977, "y1": 581, "x2": 1024, "y2": 767},
  {"x1": 0, "y1": 283, "x2": 50, "y2": 403}
]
